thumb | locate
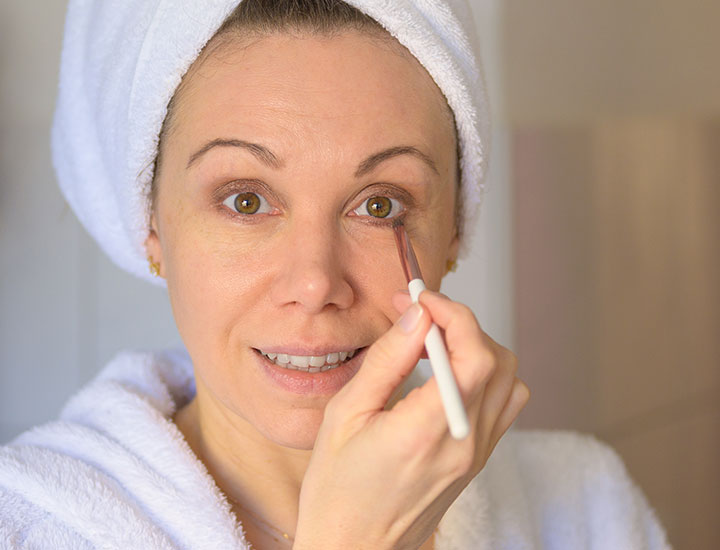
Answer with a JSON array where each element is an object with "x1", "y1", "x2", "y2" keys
[{"x1": 333, "y1": 303, "x2": 430, "y2": 417}]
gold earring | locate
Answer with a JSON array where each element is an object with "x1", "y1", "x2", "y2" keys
[
  {"x1": 148, "y1": 256, "x2": 160, "y2": 277},
  {"x1": 446, "y1": 259, "x2": 458, "y2": 273}
]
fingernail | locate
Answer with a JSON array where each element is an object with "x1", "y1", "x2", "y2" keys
[{"x1": 398, "y1": 304, "x2": 423, "y2": 333}]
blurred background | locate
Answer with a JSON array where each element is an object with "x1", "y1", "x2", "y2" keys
[{"x1": 1, "y1": 1, "x2": 717, "y2": 548}]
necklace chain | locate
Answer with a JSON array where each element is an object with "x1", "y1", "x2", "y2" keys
[
  {"x1": 225, "y1": 493, "x2": 440, "y2": 548},
  {"x1": 224, "y1": 493, "x2": 294, "y2": 545}
]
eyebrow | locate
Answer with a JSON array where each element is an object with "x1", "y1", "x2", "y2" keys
[
  {"x1": 186, "y1": 139, "x2": 439, "y2": 177},
  {"x1": 187, "y1": 139, "x2": 283, "y2": 170}
]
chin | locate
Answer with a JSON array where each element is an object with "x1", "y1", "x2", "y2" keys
[{"x1": 257, "y1": 408, "x2": 325, "y2": 450}]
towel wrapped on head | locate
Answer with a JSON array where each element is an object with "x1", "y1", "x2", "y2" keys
[{"x1": 51, "y1": 0, "x2": 489, "y2": 284}]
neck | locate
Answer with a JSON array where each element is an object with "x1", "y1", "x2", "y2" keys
[
  {"x1": 174, "y1": 388, "x2": 312, "y2": 543},
  {"x1": 174, "y1": 372, "x2": 415, "y2": 548}
]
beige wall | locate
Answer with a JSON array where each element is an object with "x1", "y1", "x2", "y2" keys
[{"x1": 504, "y1": 1, "x2": 720, "y2": 548}]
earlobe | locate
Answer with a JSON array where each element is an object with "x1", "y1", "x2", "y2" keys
[
  {"x1": 144, "y1": 216, "x2": 164, "y2": 278},
  {"x1": 445, "y1": 224, "x2": 460, "y2": 275}
]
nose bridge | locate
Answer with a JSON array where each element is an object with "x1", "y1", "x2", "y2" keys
[{"x1": 270, "y1": 214, "x2": 353, "y2": 313}]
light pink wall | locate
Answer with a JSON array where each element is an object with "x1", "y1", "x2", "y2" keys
[
  {"x1": 513, "y1": 121, "x2": 720, "y2": 549},
  {"x1": 503, "y1": 2, "x2": 720, "y2": 547}
]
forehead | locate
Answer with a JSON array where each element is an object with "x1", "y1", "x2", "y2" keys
[{"x1": 169, "y1": 30, "x2": 456, "y2": 164}]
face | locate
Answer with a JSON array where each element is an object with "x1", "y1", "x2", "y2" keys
[{"x1": 146, "y1": 30, "x2": 459, "y2": 449}]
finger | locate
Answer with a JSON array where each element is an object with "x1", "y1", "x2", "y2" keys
[
  {"x1": 415, "y1": 292, "x2": 494, "y2": 400},
  {"x1": 485, "y1": 378, "x2": 530, "y2": 459},
  {"x1": 469, "y1": 347, "x2": 518, "y2": 436},
  {"x1": 388, "y1": 371, "x2": 461, "y2": 441},
  {"x1": 391, "y1": 289, "x2": 412, "y2": 313},
  {"x1": 392, "y1": 289, "x2": 451, "y2": 314},
  {"x1": 416, "y1": 290, "x2": 478, "y2": 330},
  {"x1": 390, "y1": 291, "x2": 428, "y2": 359},
  {"x1": 416, "y1": 291, "x2": 486, "y2": 357},
  {"x1": 331, "y1": 303, "x2": 432, "y2": 420}
]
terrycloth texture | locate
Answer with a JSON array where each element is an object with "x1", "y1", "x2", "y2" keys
[
  {"x1": 52, "y1": 0, "x2": 489, "y2": 285},
  {"x1": 0, "y1": 351, "x2": 671, "y2": 549}
]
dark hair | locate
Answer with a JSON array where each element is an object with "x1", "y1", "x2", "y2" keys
[
  {"x1": 216, "y1": 0, "x2": 386, "y2": 36},
  {"x1": 151, "y1": 0, "x2": 462, "y2": 232}
]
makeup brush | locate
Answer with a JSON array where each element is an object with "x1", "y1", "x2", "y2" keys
[{"x1": 392, "y1": 218, "x2": 470, "y2": 440}]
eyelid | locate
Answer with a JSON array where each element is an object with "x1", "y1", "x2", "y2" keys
[
  {"x1": 349, "y1": 183, "x2": 416, "y2": 222},
  {"x1": 222, "y1": 191, "x2": 273, "y2": 215},
  {"x1": 212, "y1": 178, "x2": 285, "y2": 209},
  {"x1": 213, "y1": 179, "x2": 284, "y2": 219},
  {"x1": 352, "y1": 196, "x2": 405, "y2": 220},
  {"x1": 215, "y1": 179, "x2": 287, "y2": 218},
  {"x1": 354, "y1": 183, "x2": 417, "y2": 210}
]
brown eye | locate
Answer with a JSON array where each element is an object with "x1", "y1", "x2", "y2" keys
[
  {"x1": 366, "y1": 196, "x2": 392, "y2": 218},
  {"x1": 232, "y1": 192, "x2": 262, "y2": 214}
]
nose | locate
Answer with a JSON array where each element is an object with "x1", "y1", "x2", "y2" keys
[{"x1": 269, "y1": 219, "x2": 354, "y2": 314}]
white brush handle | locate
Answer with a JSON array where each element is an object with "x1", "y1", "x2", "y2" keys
[{"x1": 408, "y1": 279, "x2": 470, "y2": 440}]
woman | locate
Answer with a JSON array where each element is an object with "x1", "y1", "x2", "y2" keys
[{"x1": 0, "y1": 1, "x2": 670, "y2": 549}]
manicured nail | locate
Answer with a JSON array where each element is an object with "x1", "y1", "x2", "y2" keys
[{"x1": 398, "y1": 304, "x2": 423, "y2": 333}]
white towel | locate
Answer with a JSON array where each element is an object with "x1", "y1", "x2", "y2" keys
[
  {"x1": 51, "y1": 0, "x2": 489, "y2": 285},
  {"x1": 0, "y1": 350, "x2": 671, "y2": 549}
]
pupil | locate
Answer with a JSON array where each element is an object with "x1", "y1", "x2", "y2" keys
[
  {"x1": 235, "y1": 192, "x2": 260, "y2": 214},
  {"x1": 367, "y1": 196, "x2": 391, "y2": 218}
]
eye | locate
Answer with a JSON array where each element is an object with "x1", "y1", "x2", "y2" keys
[
  {"x1": 353, "y1": 195, "x2": 404, "y2": 219},
  {"x1": 223, "y1": 191, "x2": 272, "y2": 215}
]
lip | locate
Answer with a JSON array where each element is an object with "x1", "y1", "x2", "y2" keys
[
  {"x1": 253, "y1": 346, "x2": 368, "y2": 395},
  {"x1": 254, "y1": 345, "x2": 362, "y2": 356}
]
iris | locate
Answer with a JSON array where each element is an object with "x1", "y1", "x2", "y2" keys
[
  {"x1": 234, "y1": 192, "x2": 261, "y2": 214},
  {"x1": 366, "y1": 196, "x2": 392, "y2": 218}
]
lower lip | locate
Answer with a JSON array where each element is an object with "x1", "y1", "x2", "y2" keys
[{"x1": 254, "y1": 348, "x2": 367, "y2": 395}]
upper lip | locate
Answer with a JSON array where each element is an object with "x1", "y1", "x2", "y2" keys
[{"x1": 254, "y1": 345, "x2": 366, "y2": 356}]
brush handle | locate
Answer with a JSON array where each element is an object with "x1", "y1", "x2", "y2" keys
[{"x1": 408, "y1": 279, "x2": 470, "y2": 440}]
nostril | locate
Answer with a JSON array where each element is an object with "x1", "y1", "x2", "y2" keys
[{"x1": 270, "y1": 258, "x2": 354, "y2": 312}]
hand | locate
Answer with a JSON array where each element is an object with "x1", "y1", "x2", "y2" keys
[{"x1": 294, "y1": 290, "x2": 530, "y2": 550}]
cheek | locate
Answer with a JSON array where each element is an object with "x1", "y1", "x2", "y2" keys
[
  {"x1": 161, "y1": 211, "x2": 272, "y2": 353},
  {"x1": 342, "y1": 228, "x2": 407, "y2": 314},
  {"x1": 420, "y1": 192, "x2": 458, "y2": 288},
  {"x1": 388, "y1": 212, "x2": 457, "y2": 292}
]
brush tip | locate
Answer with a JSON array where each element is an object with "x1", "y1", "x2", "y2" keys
[{"x1": 391, "y1": 217, "x2": 404, "y2": 229}]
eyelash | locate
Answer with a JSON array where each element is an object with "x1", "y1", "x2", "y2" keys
[
  {"x1": 351, "y1": 196, "x2": 405, "y2": 226},
  {"x1": 215, "y1": 180, "x2": 414, "y2": 224}
]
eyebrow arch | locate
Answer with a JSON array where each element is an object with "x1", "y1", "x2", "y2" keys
[
  {"x1": 354, "y1": 145, "x2": 439, "y2": 178},
  {"x1": 186, "y1": 139, "x2": 439, "y2": 177},
  {"x1": 187, "y1": 139, "x2": 283, "y2": 170}
]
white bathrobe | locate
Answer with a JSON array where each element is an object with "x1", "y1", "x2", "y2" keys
[{"x1": 0, "y1": 350, "x2": 671, "y2": 549}]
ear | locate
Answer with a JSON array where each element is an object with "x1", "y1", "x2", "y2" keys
[
  {"x1": 445, "y1": 223, "x2": 460, "y2": 274},
  {"x1": 144, "y1": 214, "x2": 165, "y2": 278}
]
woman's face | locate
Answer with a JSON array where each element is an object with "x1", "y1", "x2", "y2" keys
[{"x1": 147, "y1": 30, "x2": 459, "y2": 449}]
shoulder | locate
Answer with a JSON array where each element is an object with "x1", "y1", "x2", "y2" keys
[
  {"x1": 0, "y1": 348, "x2": 194, "y2": 550},
  {"x1": 479, "y1": 429, "x2": 672, "y2": 549},
  {"x1": 0, "y1": 465, "x2": 93, "y2": 549},
  {"x1": 502, "y1": 429, "x2": 632, "y2": 490}
]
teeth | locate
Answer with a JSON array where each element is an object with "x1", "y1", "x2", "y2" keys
[
  {"x1": 290, "y1": 355, "x2": 310, "y2": 368},
  {"x1": 259, "y1": 348, "x2": 360, "y2": 372}
]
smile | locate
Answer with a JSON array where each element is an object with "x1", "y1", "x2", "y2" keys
[{"x1": 257, "y1": 348, "x2": 361, "y2": 373}]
